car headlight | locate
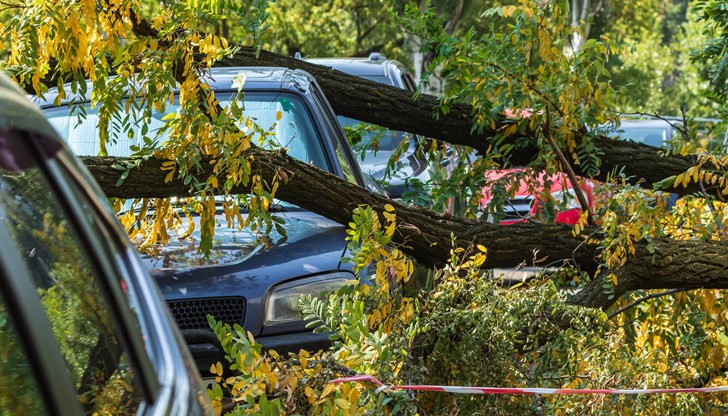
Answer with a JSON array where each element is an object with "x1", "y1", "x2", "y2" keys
[{"x1": 264, "y1": 273, "x2": 353, "y2": 324}]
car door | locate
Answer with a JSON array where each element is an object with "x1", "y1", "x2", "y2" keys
[{"x1": 0, "y1": 125, "x2": 209, "y2": 415}]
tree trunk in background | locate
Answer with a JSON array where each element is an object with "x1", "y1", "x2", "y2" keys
[{"x1": 407, "y1": 0, "x2": 470, "y2": 95}]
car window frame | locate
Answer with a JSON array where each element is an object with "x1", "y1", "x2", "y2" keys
[
  {"x1": 25, "y1": 135, "x2": 161, "y2": 406},
  {"x1": 0, "y1": 134, "x2": 86, "y2": 416},
  {"x1": 51, "y1": 145, "x2": 213, "y2": 415},
  {"x1": 306, "y1": 82, "x2": 367, "y2": 187}
]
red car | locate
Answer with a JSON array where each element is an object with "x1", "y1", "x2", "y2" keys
[
  {"x1": 481, "y1": 109, "x2": 595, "y2": 225},
  {"x1": 481, "y1": 168, "x2": 595, "y2": 225}
]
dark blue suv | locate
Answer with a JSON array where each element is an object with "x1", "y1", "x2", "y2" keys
[{"x1": 38, "y1": 67, "x2": 367, "y2": 373}]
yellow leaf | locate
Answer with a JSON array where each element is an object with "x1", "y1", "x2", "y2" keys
[
  {"x1": 657, "y1": 362, "x2": 668, "y2": 373},
  {"x1": 276, "y1": 110, "x2": 282, "y2": 121},
  {"x1": 502, "y1": 5, "x2": 517, "y2": 17},
  {"x1": 477, "y1": 244, "x2": 488, "y2": 253},
  {"x1": 300, "y1": 355, "x2": 308, "y2": 369},
  {"x1": 288, "y1": 375, "x2": 299, "y2": 391},
  {"x1": 320, "y1": 383, "x2": 337, "y2": 399},
  {"x1": 271, "y1": 180, "x2": 279, "y2": 197},
  {"x1": 334, "y1": 398, "x2": 351, "y2": 409},
  {"x1": 385, "y1": 222, "x2": 396, "y2": 238},
  {"x1": 384, "y1": 203, "x2": 395, "y2": 212}
]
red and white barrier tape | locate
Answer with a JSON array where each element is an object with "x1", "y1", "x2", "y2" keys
[{"x1": 331, "y1": 375, "x2": 728, "y2": 395}]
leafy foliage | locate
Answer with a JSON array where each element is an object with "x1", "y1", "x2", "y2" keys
[
  {"x1": 211, "y1": 202, "x2": 727, "y2": 414},
  {"x1": 693, "y1": 0, "x2": 728, "y2": 105},
  {"x1": 399, "y1": 0, "x2": 619, "y2": 220},
  {"x1": 3, "y1": 0, "x2": 728, "y2": 414},
  {"x1": 1, "y1": 0, "x2": 291, "y2": 255}
]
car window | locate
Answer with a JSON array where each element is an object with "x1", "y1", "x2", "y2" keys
[
  {"x1": 0, "y1": 130, "x2": 144, "y2": 415},
  {"x1": 614, "y1": 126, "x2": 667, "y2": 147},
  {"x1": 0, "y1": 298, "x2": 47, "y2": 415},
  {"x1": 401, "y1": 73, "x2": 417, "y2": 92},
  {"x1": 332, "y1": 137, "x2": 359, "y2": 184},
  {"x1": 360, "y1": 74, "x2": 391, "y2": 85},
  {"x1": 338, "y1": 116, "x2": 406, "y2": 152},
  {"x1": 44, "y1": 92, "x2": 331, "y2": 172}
]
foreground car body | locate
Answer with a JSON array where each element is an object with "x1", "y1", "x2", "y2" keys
[
  {"x1": 0, "y1": 74, "x2": 211, "y2": 414},
  {"x1": 38, "y1": 67, "x2": 366, "y2": 373}
]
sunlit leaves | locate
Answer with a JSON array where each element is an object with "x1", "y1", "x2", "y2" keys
[
  {"x1": 3, "y1": 1, "x2": 288, "y2": 255},
  {"x1": 401, "y1": 0, "x2": 618, "y2": 222}
]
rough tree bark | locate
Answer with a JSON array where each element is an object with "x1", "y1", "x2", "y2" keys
[
  {"x1": 216, "y1": 47, "x2": 714, "y2": 199},
  {"x1": 81, "y1": 152, "x2": 728, "y2": 310},
  {"x1": 73, "y1": 12, "x2": 728, "y2": 311}
]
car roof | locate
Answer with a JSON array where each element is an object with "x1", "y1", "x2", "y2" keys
[
  {"x1": 0, "y1": 72, "x2": 61, "y2": 140},
  {"x1": 306, "y1": 56, "x2": 408, "y2": 87},
  {"x1": 307, "y1": 57, "x2": 390, "y2": 77},
  {"x1": 203, "y1": 66, "x2": 314, "y2": 90},
  {"x1": 34, "y1": 67, "x2": 318, "y2": 108}
]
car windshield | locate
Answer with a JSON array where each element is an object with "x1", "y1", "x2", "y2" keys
[{"x1": 43, "y1": 91, "x2": 330, "y2": 171}]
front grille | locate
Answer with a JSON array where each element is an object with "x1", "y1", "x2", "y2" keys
[
  {"x1": 167, "y1": 297, "x2": 246, "y2": 330},
  {"x1": 502, "y1": 196, "x2": 533, "y2": 220}
]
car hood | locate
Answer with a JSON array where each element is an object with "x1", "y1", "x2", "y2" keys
[{"x1": 144, "y1": 210, "x2": 350, "y2": 299}]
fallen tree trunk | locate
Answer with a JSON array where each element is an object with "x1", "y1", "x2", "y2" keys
[
  {"x1": 81, "y1": 153, "x2": 728, "y2": 309},
  {"x1": 218, "y1": 47, "x2": 709, "y2": 198},
  {"x1": 38, "y1": 45, "x2": 708, "y2": 199},
  {"x1": 78, "y1": 13, "x2": 728, "y2": 311},
  {"x1": 28, "y1": 8, "x2": 711, "y2": 199}
]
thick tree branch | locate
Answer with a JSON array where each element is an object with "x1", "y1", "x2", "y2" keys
[
  {"x1": 81, "y1": 153, "x2": 728, "y2": 309},
  {"x1": 216, "y1": 46, "x2": 715, "y2": 199},
  {"x1": 30, "y1": 14, "x2": 715, "y2": 199},
  {"x1": 566, "y1": 238, "x2": 728, "y2": 309}
]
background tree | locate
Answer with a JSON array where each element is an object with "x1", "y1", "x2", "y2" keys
[{"x1": 603, "y1": 0, "x2": 717, "y2": 116}]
